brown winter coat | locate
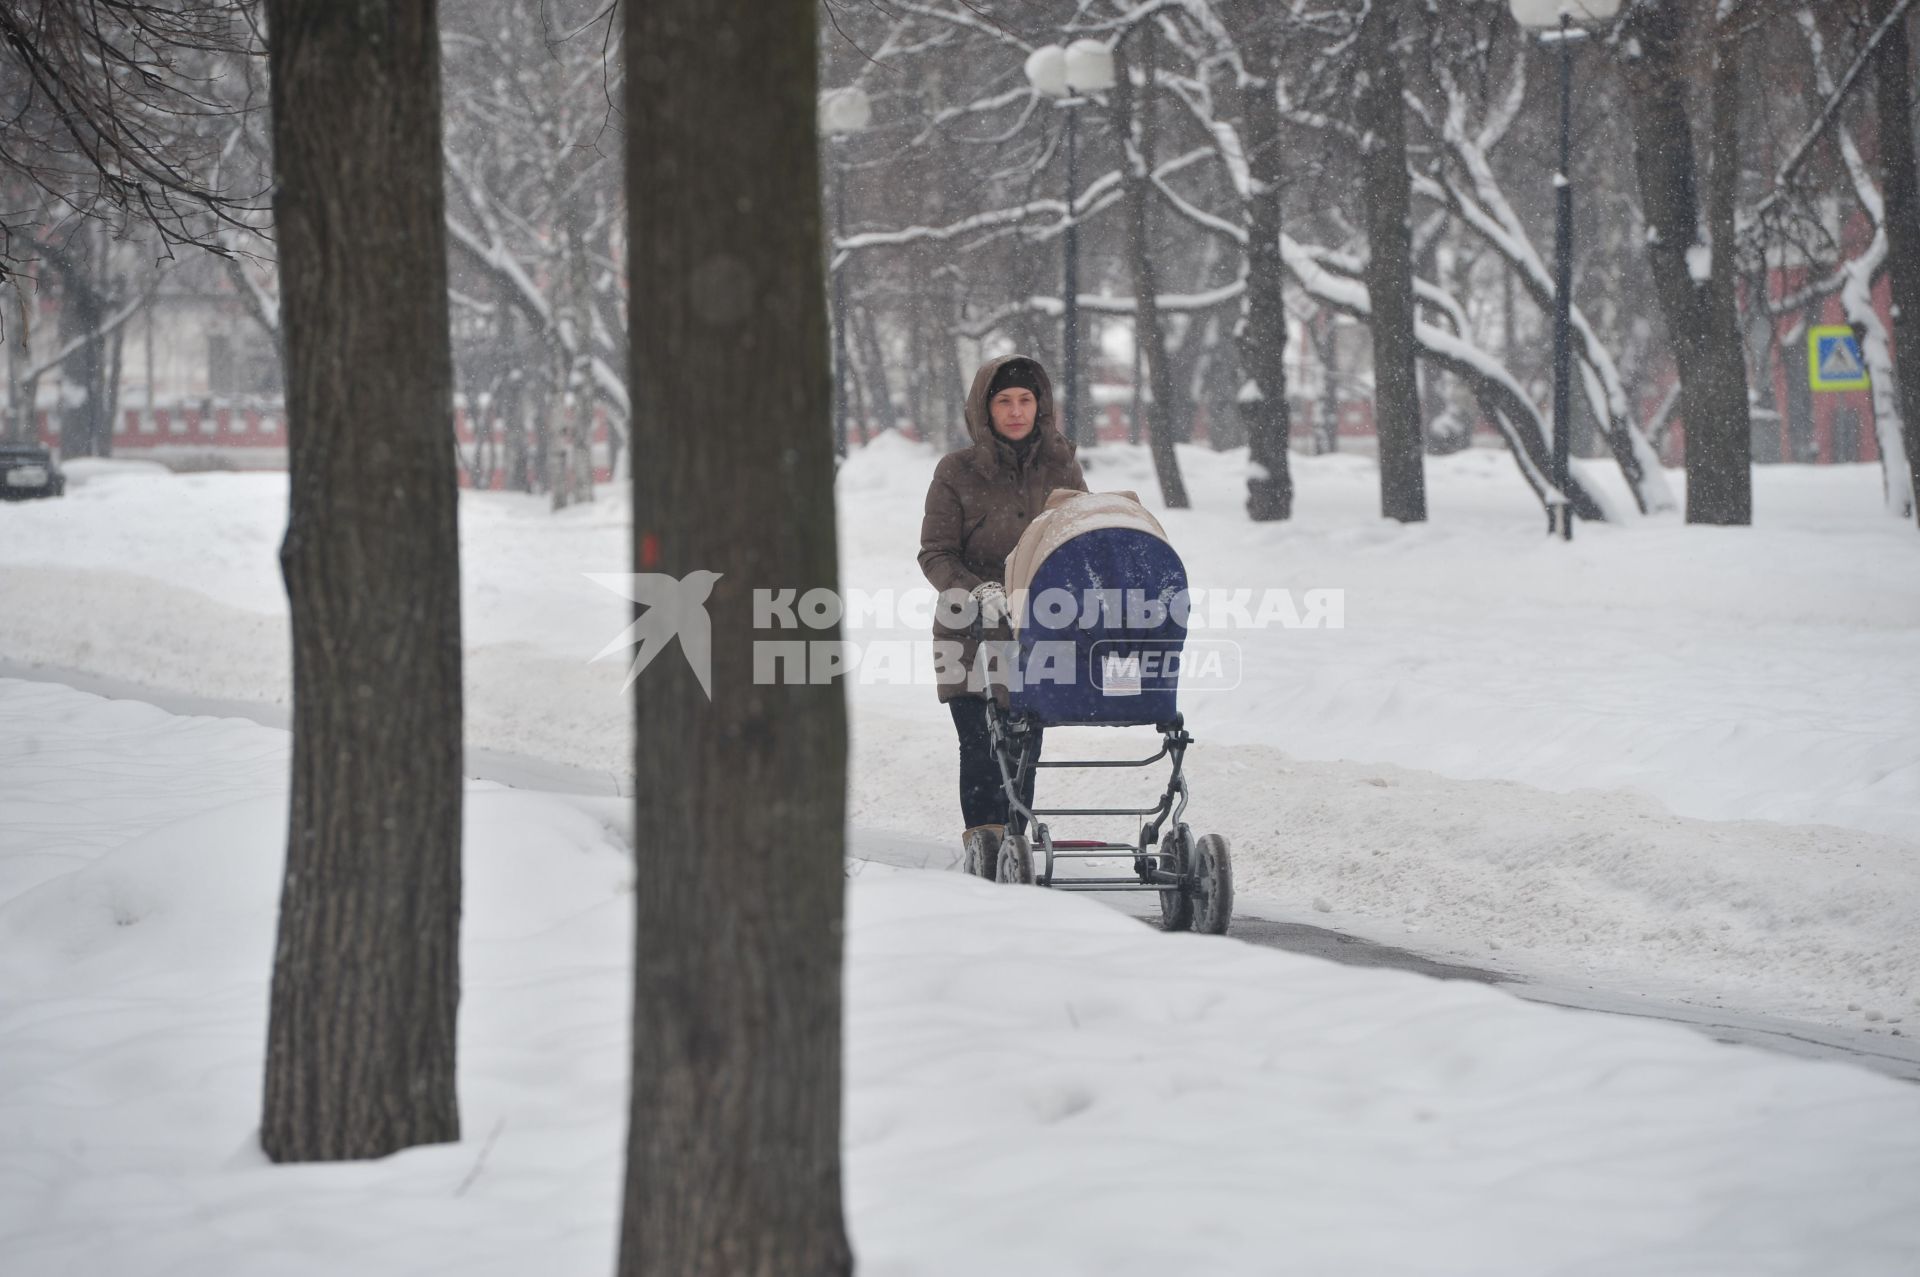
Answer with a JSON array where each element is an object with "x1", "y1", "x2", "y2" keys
[{"x1": 919, "y1": 354, "x2": 1088, "y2": 702}]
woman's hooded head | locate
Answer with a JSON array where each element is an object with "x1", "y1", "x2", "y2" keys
[{"x1": 963, "y1": 354, "x2": 1072, "y2": 473}]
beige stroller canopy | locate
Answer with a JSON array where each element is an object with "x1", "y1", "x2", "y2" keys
[{"x1": 1003, "y1": 488, "x2": 1171, "y2": 629}]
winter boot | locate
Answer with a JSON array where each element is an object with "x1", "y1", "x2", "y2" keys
[{"x1": 961, "y1": 823, "x2": 1005, "y2": 881}]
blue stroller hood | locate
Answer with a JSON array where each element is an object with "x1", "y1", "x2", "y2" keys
[
  {"x1": 976, "y1": 489, "x2": 1232, "y2": 934},
  {"x1": 1003, "y1": 489, "x2": 1187, "y2": 727}
]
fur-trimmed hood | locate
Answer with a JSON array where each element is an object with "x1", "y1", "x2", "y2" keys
[{"x1": 962, "y1": 353, "x2": 1076, "y2": 477}]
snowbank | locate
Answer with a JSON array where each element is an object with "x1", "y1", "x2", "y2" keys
[
  {"x1": 3, "y1": 679, "x2": 1918, "y2": 1276},
  {"x1": 1, "y1": 443, "x2": 1917, "y2": 1030}
]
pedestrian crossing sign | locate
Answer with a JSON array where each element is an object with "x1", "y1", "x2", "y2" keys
[{"x1": 1808, "y1": 325, "x2": 1870, "y2": 392}]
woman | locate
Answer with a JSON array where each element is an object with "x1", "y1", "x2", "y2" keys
[{"x1": 918, "y1": 353, "x2": 1088, "y2": 873}]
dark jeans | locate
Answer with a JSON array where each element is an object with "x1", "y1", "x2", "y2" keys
[{"x1": 949, "y1": 696, "x2": 1043, "y2": 830}]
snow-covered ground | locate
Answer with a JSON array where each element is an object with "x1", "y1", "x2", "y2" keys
[
  {"x1": 4, "y1": 677, "x2": 1919, "y2": 1275},
  {"x1": 4, "y1": 444, "x2": 1916, "y2": 1034}
]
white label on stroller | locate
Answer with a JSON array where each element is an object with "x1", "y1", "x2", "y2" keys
[{"x1": 1101, "y1": 651, "x2": 1142, "y2": 696}]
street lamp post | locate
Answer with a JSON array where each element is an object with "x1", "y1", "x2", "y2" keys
[
  {"x1": 819, "y1": 86, "x2": 872, "y2": 459},
  {"x1": 1025, "y1": 40, "x2": 1115, "y2": 448},
  {"x1": 1510, "y1": 0, "x2": 1618, "y2": 540}
]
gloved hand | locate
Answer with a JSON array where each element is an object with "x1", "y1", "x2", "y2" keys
[{"x1": 970, "y1": 580, "x2": 1010, "y2": 629}]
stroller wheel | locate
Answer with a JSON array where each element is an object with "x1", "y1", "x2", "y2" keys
[
  {"x1": 1158, "y1": 824, "x2": 1194, "y2": 931},
  {"x1": 996, "y1": 833, "x2": 1036, "y2": 885},
  {"x1": 1189, "y1": 833, "x2": 1235, "y2": 935},
  {"x1": 1134, "y1": 825, "x2": 1159, "y2": 882},
  {"x1": 963, "y1": 826, "x2": 1002, "y2": 881}
]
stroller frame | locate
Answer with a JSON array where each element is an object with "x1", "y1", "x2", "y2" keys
[
  {"x1": 986, "y1": 702, "x2": 1191, "y2": 893},
  {"x1": 980, "y1": 697, "x2": 1233, "y2": 934}
]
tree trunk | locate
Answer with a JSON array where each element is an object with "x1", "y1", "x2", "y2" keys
[
  {"x1": 843, "y1": 294, "x2": 878, "y2": 445},
  {"x1": 940, "y1": 286, "x2": 968, "y2": 451},
  {"x1": 907, "y1": 289, "x2": 931, "y2": 438},
  {"x1": 1356, "y1": 0, "x2": 1427, "y2": 522},
  {"x1": 1194, "y1": 316, "x2": 1241, "y2": 450},
  {"x1": 1161, "y1": 312, "x2": 1197, "y2": 444},
  {"x1": 1130, "y1": 318, "x2": 1144, "y2": 444},
  {"x1": 547, "y1": 377, "x2": 572, "y2": 508},
  {"x1": 1229, "y1": 3, "x2": 1294, "y2": 517},
  {"x1": 558, "y1": 204, "x2": 599, "y2": 506},
  {"x1": 846, "y1": 323, "x2": 875, "y2": 446},
  {"x1": 619, "y1": 1, "x2": 853, "y2": 1273},
  {"x1": 102, "y1": 320, "x2": 123, "y2": 454},
  {"x1": 1112, "y1": 27, "x2": 1191, "y2": 509},
  {"x1": 574, "y1": 360, "x2": 597, "y2": 498},
  {"x1": 1782, "y1": 314, "x2": 1817, "y2": 462},
  {"x1": 1873, "y1": 0, "x2": 1920, "y2": 526},
  {"x1": 261, "y1": 0, "x2": 463, "y2": 1163},
  {"x1": 6, "y1": 274, "x2": 30, "y2": 443},
  {"x1": 502, "y1": 372, "x2": 530, "y2": 492},
  {"x1": 48, "y1": 228, "x2": 110, "y2": 459},
  {"x1": 1314, "y1": 315, "x2": 1341, "y2": 454},
  {"x1": 1746, "y1": 317, "x2": 1783, "y2": 464},
  {"x1": 499, "y1": 309, "x2": 531, "y2": 492},
  {"x1": 858, "y1": 302, "x2": 896, "y2": 436},
  {"x1": 1622, "y1": 0, "x2": 1752, "y2": 525},
  {"x1": 530, "y1": 357, "x2": 555, "y2": 493},
  {"x1": 459, "y1": 376, "x2": 489, "y2": 490},
  {"x1": 572, "y1": 383, "x2": 596, "y2": 497}
]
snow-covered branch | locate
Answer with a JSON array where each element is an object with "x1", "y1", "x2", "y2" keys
[
  {"x1": 24, "y1": 282, "x2": 158, "y2": 383},
  {"x1": 1418, "y1": 67, "x2": 1675, "y2": 514},
  {"x1": 1747, "y1": 0, "x2": 1920, "y2": 228},
  {"x1": 1795, "y1": 6, "x2": 1913, "y2": 516},
  {"x1": 1276, "y1": 231, "x2": 1603, "y2": 521}
]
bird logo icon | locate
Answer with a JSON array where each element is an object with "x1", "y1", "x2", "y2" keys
[{"x1": 585, "y1": 570, "x2": 724, "y2": 698}]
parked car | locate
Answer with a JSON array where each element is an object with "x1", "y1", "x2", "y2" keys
[{"x1": 0, "y1": 441, "x2": 65, "y2": 500}]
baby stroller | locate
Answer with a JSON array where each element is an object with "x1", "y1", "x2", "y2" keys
[{"x1": 966, "y1": 490, "x2": 1234, "y2": 935}]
